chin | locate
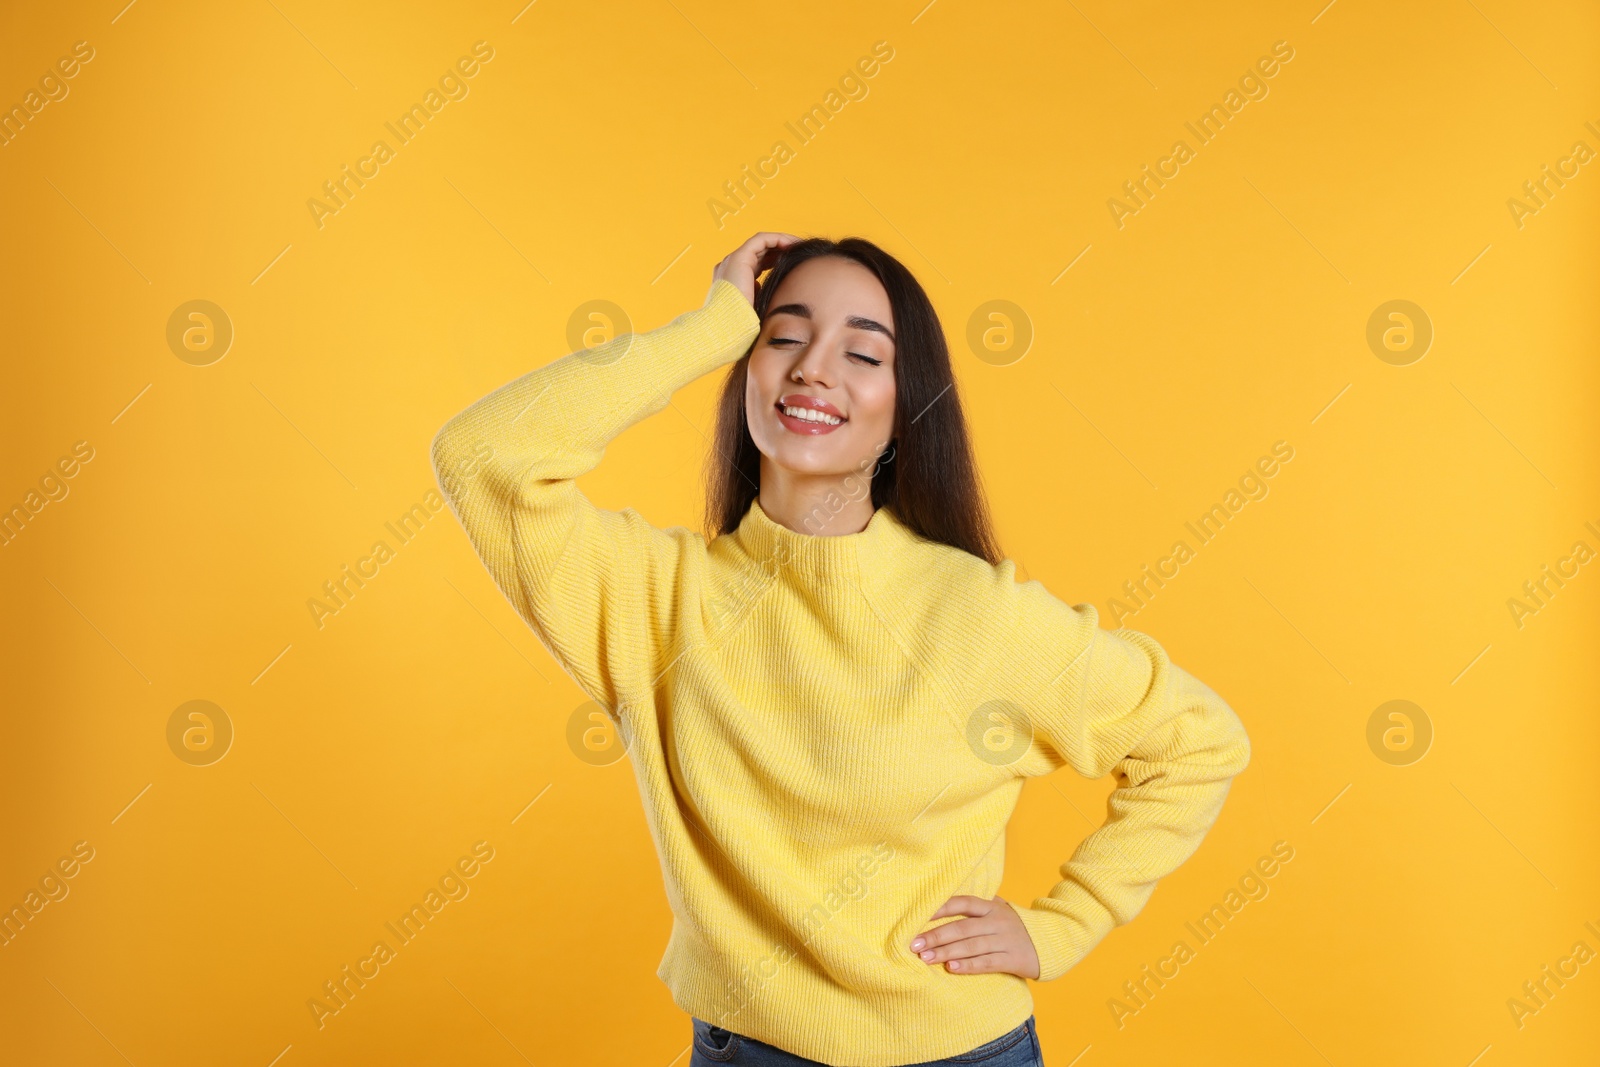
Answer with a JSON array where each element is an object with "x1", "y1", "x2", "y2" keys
[{"x1": 768, "y1": 450, "x2": 846, "y2": 476}]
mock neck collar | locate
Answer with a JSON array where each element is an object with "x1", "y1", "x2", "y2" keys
[{"x1": 733, "y1": 496, "x2": 912, "y2": 577}]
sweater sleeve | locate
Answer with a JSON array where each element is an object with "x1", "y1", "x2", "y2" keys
[
  {"x1": 994, "y1": 582, "x2": 1252, "y2": 982},
  {"x1": 429, "y1": 277, "x2": 762, "y2": 714}
]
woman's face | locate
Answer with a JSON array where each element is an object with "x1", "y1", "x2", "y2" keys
[{"x1": 744, "y1": 255, "x2": 897, "y2": 483}]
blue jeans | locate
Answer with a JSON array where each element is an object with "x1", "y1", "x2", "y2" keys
[{"x1": 689, "y1": 1014, "x2": 1044, "y2": 1066}]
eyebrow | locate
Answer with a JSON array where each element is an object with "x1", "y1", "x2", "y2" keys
[{"x1": 767, "y1": 302, "x2": 896, "y2": 345}]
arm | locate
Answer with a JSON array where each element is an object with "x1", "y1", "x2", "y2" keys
[
  {"x1": 429, "y1": 277, "x2": 761, "y2": 713},
  {"x1": 998, "y1": 583, "x2": 1252, "y2": 981}
]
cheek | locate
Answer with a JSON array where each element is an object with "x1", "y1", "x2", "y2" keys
[
  {"x1": 852, "y1": 378, "x2": 897, "y2": 433},
  {"x1": 744, "y1": 361, "x2": 780, "y2": 450},
  {"x1": 745, "y1": 360, "x2": 775, "y2": 412}
]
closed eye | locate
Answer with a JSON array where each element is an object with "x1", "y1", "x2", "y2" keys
[{"x1": 769, "y1": 337, "x2": 883, "y2": 366}]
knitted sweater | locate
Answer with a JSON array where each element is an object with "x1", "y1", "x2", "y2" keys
[{"x1": 430, "y1": 277, "x2": 1251, "y2": 1066}]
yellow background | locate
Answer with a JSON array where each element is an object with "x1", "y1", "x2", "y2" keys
[{"x1": 2, "y1": 0, "x2": 1597, "y2": 1063}]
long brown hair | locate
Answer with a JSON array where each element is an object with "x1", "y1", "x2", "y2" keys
[{"x1": 702, "y1": 236, "x2": 1003, "y2": 566}]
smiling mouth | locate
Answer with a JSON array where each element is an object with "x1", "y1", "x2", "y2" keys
[{"x1": 775, "y1": 400, "x2": 848, "y2": 433}]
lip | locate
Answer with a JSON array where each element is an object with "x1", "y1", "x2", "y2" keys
[{"x1": 775, "y1": 394, "x2": 848, "y2": 435}]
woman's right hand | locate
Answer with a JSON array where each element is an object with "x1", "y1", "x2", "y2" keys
[{"x1": 712, "y1": 232, "x2": 802, "y2": 306}]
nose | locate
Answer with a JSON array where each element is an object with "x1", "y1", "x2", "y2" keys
[{"x1": 792, "y1": 341, "x2": 837, "y2": 386}]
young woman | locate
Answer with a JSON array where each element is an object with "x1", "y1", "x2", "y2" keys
[{"x1": 431, "y1": 232, "x2": 1252, "y2": 1067}]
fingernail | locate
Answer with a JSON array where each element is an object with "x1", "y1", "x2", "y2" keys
[
  {"x1": 920, "y1": 950, "x2": 934, "y2": 960},
  {"x1": 911, "y1": 938, "x2": 924, "y2": 950}
]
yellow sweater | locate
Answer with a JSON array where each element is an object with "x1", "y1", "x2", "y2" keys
[{"x1": 430, "y1": 277, "x2": 1251, "y2": 1066}]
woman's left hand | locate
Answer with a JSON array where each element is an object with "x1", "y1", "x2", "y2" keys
[{"x1": 909, "y1": 895, "x2": 1041, "y2": 979}]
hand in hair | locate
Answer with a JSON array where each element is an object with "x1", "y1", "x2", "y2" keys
[{"x1": 712, "y1": 231, "x2": 801, "y2": 306}]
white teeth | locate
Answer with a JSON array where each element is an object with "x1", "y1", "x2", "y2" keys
[{"x1": 782, "y1": 405, "x2": 842, "y2": 425}]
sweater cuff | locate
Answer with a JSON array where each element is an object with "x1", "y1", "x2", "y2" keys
[
  {"x1": 699, "y1": 277, "x2": 762, "y2": 349},
  {"x1": 1012, "y1": 886, "x2": 1118, "y2": 982},
  {"x1": 595, "y1": 276, "x2": 760, "y2": 404}
]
